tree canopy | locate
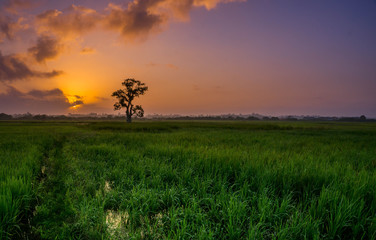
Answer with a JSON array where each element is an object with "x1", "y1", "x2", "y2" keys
[{"x1": 111, "y1": 78, "x2": 148, "y2": 123}]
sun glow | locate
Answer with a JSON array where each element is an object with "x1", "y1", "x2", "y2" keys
[
  {"x1": 65, "y1": 95, "x2": 79, "y2": 104},
  {"x1": 65, "y1": 94, "x2": 84, "y2": 110},
  {"x1": 69, "y1": 104, "x2": 81, "y2": 110}
]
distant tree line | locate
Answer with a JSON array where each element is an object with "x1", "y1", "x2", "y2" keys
[
  {"x1": 0, "y1": 113, "x2": 140, "y2": 121},
  {"x1": 0, "y1": 113, "x2": 374, "y2": 122}
]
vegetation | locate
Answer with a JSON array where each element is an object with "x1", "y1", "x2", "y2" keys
[
  {"x1": 1, "y1": 121, "x2": 375, "y2": 239},
  {"x1": 112, "y1": 78, "x2": 149, "y2": 123}
]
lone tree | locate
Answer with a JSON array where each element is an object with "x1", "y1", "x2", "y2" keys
[{"x1": 112, "y1": 78, "x2": 148, "y2": 123}]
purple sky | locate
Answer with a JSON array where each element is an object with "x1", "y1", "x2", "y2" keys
[{"x1": 1, "y1": 0, "x2": 375, "y2": 117}]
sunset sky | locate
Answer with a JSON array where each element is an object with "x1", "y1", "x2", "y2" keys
[{"x1": 1, "y1": 0, "x2": 375, "y2": 117}]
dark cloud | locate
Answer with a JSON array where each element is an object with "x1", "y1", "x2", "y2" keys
[
  {"x1": 28, "y1": 88, "x2": 64, "y2": 99},
  {"x1": 105, "y1": 1, "x2": 166, "y2": 40},
  {"x1": 0, "y1": 51, "x2": 63, "y2": 82},
  {"x1": 28, "y1": 35, "x2": 62, "y2": 63},
  {"x1": 72, "y1": 100, "x2": 84, "y2": 105},
  {"x1": 0, "y1": 12, "x2": 30, "y2": 42},
  {"x1": 0, "y1": 16, "x2": 16, "y2": 41},
  {"x1": 0, "y1": 86, "x2": 81, "y2": 114},
  {"x1": 67, "y1": 94, "x2": 84, "y2": 105},
  {"x1": 38, "y1": 70, "x2": 62, "y2": 78},
  {"x1": 104, "y1": 0, "x2": 245, "y2": 40}
]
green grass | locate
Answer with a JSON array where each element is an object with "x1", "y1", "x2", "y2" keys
[{"x1": 0, "y1": 121, "x2": 375, "y2": 239}]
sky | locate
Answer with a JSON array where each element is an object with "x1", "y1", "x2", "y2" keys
[{"x1": 0, "y1": 0, "x2": 375, "y2": 117}]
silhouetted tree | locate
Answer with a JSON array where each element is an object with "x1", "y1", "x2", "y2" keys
[
  {"x1": 111, "y1": 78, "x2": 148, "y2": 123},
  {"x1": 360, "y1": 115, "x2": 366, "y2": 121}
]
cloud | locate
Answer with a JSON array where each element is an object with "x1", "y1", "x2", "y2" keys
[
  {"x1": 3, "y1": 0, "x2": 35, "y2": 14},
  {"x1": 0, "y1": 14, "x2": 30, "y2": 42},
  {"x1": 65, "y1": 94, "x2": 84, "y2": 106},
  {"x1": 155, "y1": 0, "x2": 245, "y2": 20},
  {"x1": 80, "y1": 47, "x2": 96, "y2": 54},
  {"x1": 28, "y1": 88, "x2": 64, "y2": 99},
  {"x1": 104, "y1": 0, "x2": 246, "y2": 40},
  {"x1": 104, "y1": 1, "x2": 167, "y2": 40},
  {"x1": 0, "y1": 51, "x2": 63, "y2": 82},
  {"x1": 36, "y1": 5, "x2": 100, "y2": 38},
  {"x1": 193, "y1": 0, "x2": 246, "y2": 10},
  {"x1": 0, "y1": 86, "x2": 82, "y2": 114},
  {"x1": 0, "y1": 15, "x2": 17, "y2": 42},
  {"x1": 28, "y1": 34, "x2": 62, "y2": 63},
  {"x1": 73, "y1": 100, "x2": 84, "y2": 105},
  {"x1": 34, "y1": 1, "x2": 245, "y2": 42}
]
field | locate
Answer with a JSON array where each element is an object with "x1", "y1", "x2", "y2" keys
[{"x1": 1, "y1": 121, "x2": 376, "y2": 239}]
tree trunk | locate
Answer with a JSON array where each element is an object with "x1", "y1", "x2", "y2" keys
[
  {"x1": 126, "y1": 114, "x2": 132, "y2": 123},
  {"x1": 126, "y1": 107, "x2": 132, "y2": 123}
]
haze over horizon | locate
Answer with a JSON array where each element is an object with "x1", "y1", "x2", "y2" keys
[{"x1": 1, "y1": 0, "x2": 375, "y2": 117}]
